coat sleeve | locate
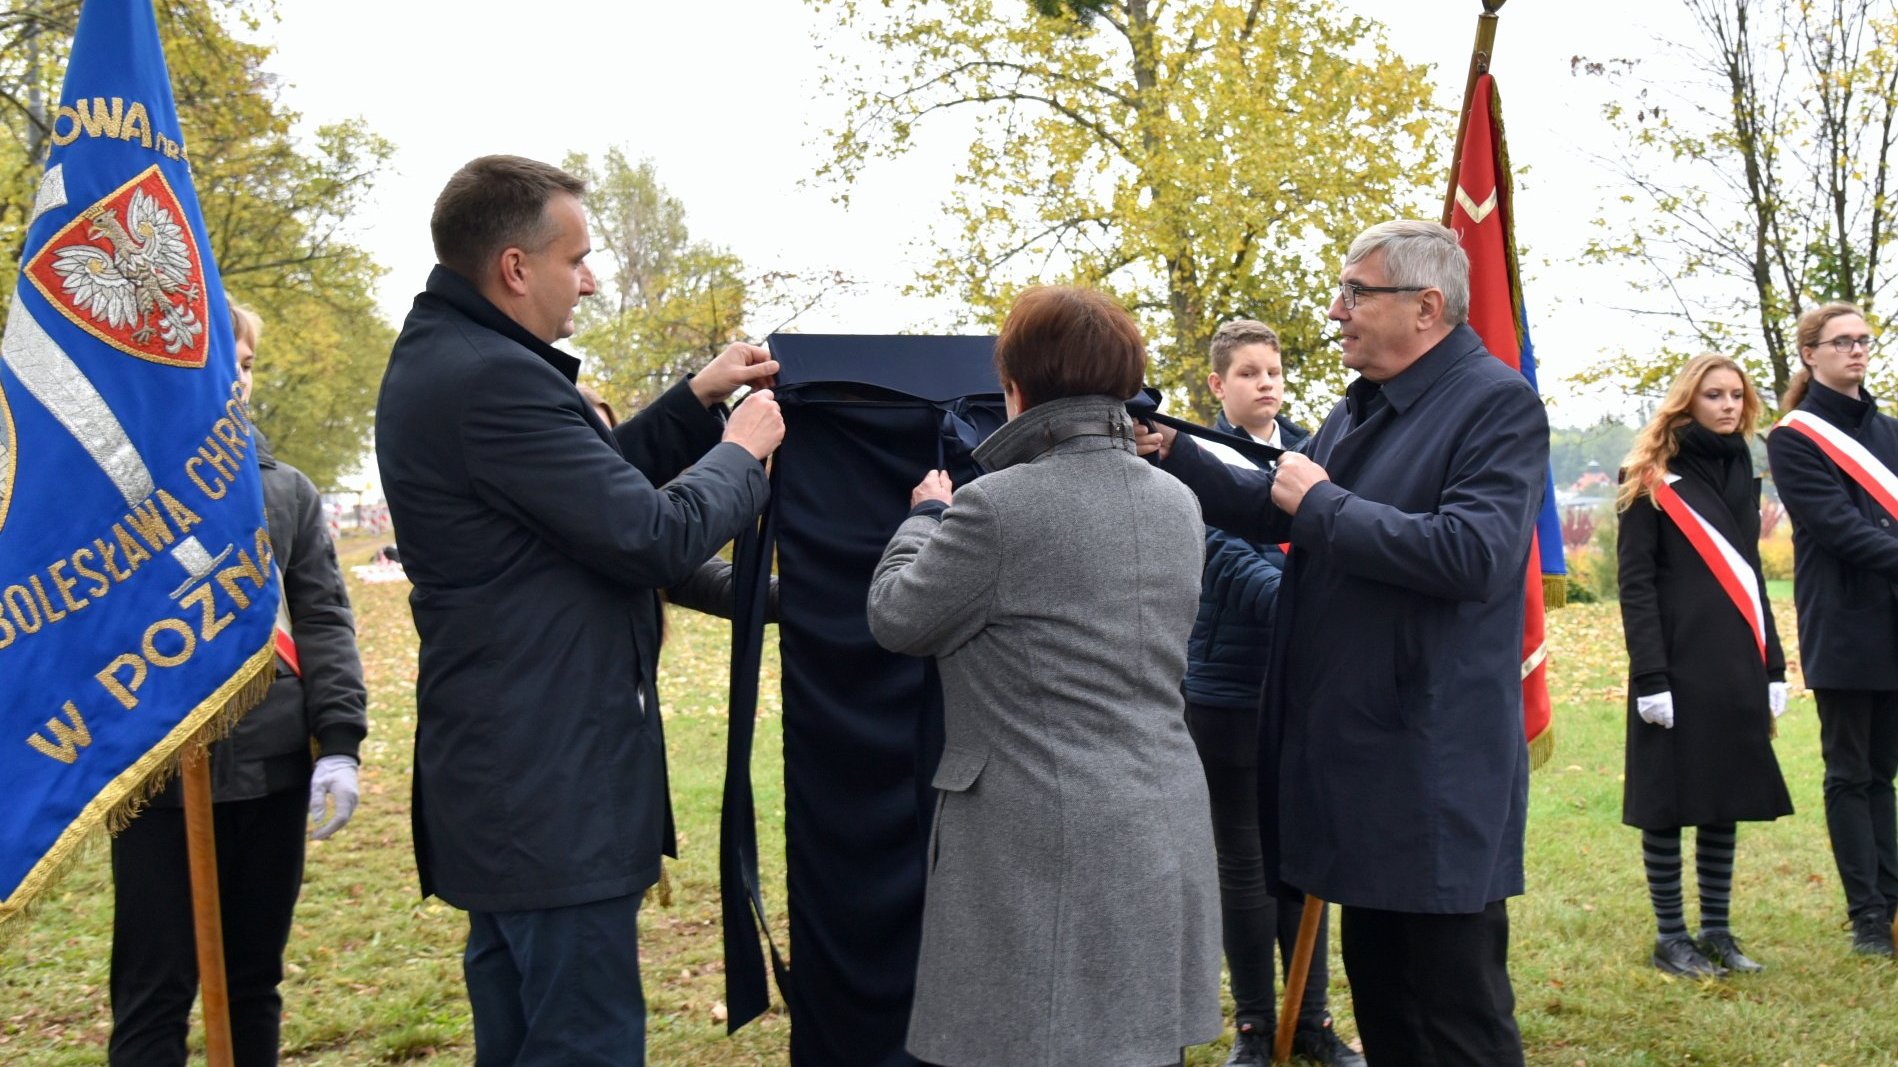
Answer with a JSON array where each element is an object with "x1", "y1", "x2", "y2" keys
[
  {"x1": 1160, "y1": 435, "x2": 1293, "y2": 544},
  {"x1": 1767, "y1": 426, "x2": 1898, "y2": 582},
  {"x1": 612, "y1": 377, "x2": 726, "y2": 485},
  {"x1": 867, "y1": 487, "x2": 1001, "y2": 657},
  {"x1": 461, "y1": 355, "x2": 768, "y2": 590},
  {"x1": 665, "y1": 557, "x2": 781, "y2": 623},
  {"x1": 279, "y1": 467, "x2": 368, "y2": 759},
  {"x1": 1203, "y1": 527, "x2": 1282, "y2": 626},
  {"x1": 1616, "y1": 490, "x2": 1671, "y2": 697},
  {"x1": 1287, "y1": 381, "x2": 1547, "y2": 602}
]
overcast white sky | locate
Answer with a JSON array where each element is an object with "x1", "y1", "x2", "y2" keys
[{"x1": 264, "y1": 0, "x2": 1704, "y2": 427}]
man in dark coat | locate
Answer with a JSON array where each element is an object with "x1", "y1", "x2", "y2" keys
[
  {"x1": 375, "y1": 155, "x2": 783, "y2": 1066},
  {"x1": 1766, "y1": 302, "x2": 1898, "y2": 956},
  {"x1": 1149, "y1": 220, "x2": 1546, "y2": 1066}
]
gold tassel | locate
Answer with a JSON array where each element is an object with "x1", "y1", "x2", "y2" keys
[
  {"x1": 1527, "y1": 727, "x2": 1556, "y2": 772},
  {"x1": 1542, "y1": 574, "x2": 1568, "y2": 609},
  {"x1": 0, "y1": 642, "x2": 277, "y2": 936},
  {"x1": 645, "y1": 859, "x2": 674, "y2": 909}
]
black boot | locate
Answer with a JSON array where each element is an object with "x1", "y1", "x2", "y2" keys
[
  {"x1": 1291, "y1": 1015, "x2": 1366, "y2": 1067},
  {"x1": 1652, "y1": 933, "x2": 1725, "y2": 977},
  {"x1": 1850, "y1": 909, "x2": 1895, "y2": 956},
  {"x1": 1223, "y1": 1021, "x2": 1269, "y2": 1066},
  {"x1": 1697, "y1": 930, "x2": 1762, "y2": 973}
]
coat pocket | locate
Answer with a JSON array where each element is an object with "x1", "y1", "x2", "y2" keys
[
  {"x1": 931, "y1": 746, "x2": 988, "y2": 792},
  {"x1": 928, "y1": 746, "x2": 988, "y2": 875}
]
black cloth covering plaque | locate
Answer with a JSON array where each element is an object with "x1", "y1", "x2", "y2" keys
[{"x1": 723, "y1": 334, "x2": 1004, "y2": 1066}]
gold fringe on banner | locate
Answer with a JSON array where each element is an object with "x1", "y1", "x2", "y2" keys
[
  {"x1": 0, "y1": 641, "x2": 276, "y2": 935},
  {"x1": 1543, "y1": 574, "x2": 1567, "y2": 609},
  {"x1": 1527, "y1": 727, "x2": 1556, "y2": 771}
]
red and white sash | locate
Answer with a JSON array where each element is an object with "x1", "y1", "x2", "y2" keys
[
  {"x1": 272, "y1": 563, "x2": 301, "y2": 677},
  {"x1": 1775, "y1": 409, "x2": 1898, "y2": 523},
  {"x1": 1650, "y1": 474, "x2": 1767, "y2": 662}
]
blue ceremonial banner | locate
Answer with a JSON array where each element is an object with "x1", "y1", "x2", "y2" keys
[
  {"x1": 0, "y1": 0, "x2": 278, "y2": 925},
  {"x1": 1517, "y1": 310, "x2": 1567, "y2": 581}
]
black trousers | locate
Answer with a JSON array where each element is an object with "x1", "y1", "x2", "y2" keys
[
  {"x1": 1184, "y1": 701, "x2": 1329, "y2": 1032},
  {"x1": 1339, "y1": 901, "x2": 1523, "y2": 1067},
  {"x1": 109, "y1": 787, "x2": 308, "y2": 1067},
  {"x1": 1814, "y1": 688, "x2": 1898, "y2": 921}
]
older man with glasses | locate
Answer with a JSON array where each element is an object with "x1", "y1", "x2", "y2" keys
[{"x1": 1144, "y1": 220, "x2": 1547, "y2": 1066}]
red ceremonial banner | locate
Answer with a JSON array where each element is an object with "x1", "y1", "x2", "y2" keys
[{"x1": 1448, "y1": 73, "x2": 1554, "y2": 767}]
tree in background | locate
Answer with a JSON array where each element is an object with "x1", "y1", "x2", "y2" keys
[
  {"x1": 810, "y1": 0, "x2": 1439, "y2": 418},
  {"x1": 1578, "y1": 0, "x2": 1898, "y2": 406},
  {"x1": 562, "y1": 148, "x2": 750, "y2": 412},
  {"x1": 1, "y1": 0, "x2": 392, "y2": 490}
]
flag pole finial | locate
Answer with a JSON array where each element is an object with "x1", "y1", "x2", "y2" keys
[{"x1": 1443, "y1": 1, "x2": 1507, "y2": 225}]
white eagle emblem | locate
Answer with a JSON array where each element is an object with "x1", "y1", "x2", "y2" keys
[{"x1": 49, "y1": 189, "x2": 204, "y2": 356}]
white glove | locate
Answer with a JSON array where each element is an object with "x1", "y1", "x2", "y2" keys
[
  {"x1": 1637, "y1": 691, "x2": 1675, "y2": 729},
  {"x1": 309, "y1": 754, "x2": 360, "y2": 840},
  {"x1": 1769, "y1": 681, "x2": 1788, "y2": 719}
]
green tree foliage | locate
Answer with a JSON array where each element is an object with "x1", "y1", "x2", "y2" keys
[
  {"x1": 562, "y1": 148, "x2": 750, "y2": 412},
  {"x1": 1578, "y1": 0, "x2": 1898, "y2": 407},
  {"x1": 811, "y1": 0, "x2": 1440, "y2": 418},
  {"x1": 1549, "y1": 418, "x2": 1638, "y2": 488},
  {"x1": 0, "y1": 0, "x2": 392, "y2": 490}
]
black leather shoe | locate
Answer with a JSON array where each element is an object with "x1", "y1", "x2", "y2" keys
[
  {"x1": 1697, "y1": 930, "x2": 1763, "y2": 972},
  {"x1": 1223, "y1": 1021, "x2": 1269, "y2": 1066},
  {"x1": 1291, "y1": 1016, "x2": 1366, "y2": 1067},
  {"x1": 1851, "y1": 910, "x2": 1896, "y2": 956},
  {"x1": 1652, "y1": 933, "x2": 1725, "y2": 977}
]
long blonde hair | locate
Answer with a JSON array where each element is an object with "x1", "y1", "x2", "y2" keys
[
  {"x1": 1781, "y1": 301, "x2": 1866, "y2": 411},
  {"x1": 1617, "y1": 354, "x2": 1763, "y2": 512}
]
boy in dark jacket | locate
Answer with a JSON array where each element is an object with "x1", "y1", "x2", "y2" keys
[
  {"x1": 108, "y1": 301, "x2": 368, "y2": 1066},
  {"x1": 1182, "y1": 320, "x2": 1359, "y2": 1066}
]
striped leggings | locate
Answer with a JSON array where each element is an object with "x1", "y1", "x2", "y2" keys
[{"x1": 1642, "y1": 825, "x2": 1737, "y2": 938}]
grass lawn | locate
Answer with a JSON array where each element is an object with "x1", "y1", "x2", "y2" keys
[{"x1": 4, "y1": 540, "x2": 1895, "y2": 1065}]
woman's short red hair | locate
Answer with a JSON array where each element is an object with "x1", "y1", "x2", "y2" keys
[{"x1": 994, "y1": 286, "x2": 1146, "y2": 407}]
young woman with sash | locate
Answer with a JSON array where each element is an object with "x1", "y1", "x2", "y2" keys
[
  {"x1": 1618, "y1": 354, "x2": 1794, "y2": 978},
  {"x1": 1767, "y1": 302, "x2": 1898, "y2": 957}
]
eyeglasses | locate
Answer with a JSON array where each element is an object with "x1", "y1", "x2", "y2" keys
[
  {"x1": 1337, "y1": 281, "x2": 1427, "y2": 310},
  {"x1": 1815, "y1": 334, "x2": 1875, "y2": 354}
]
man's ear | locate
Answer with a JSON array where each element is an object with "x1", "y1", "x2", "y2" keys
[
  {"x1": 495, "y1": 247, "x2": 530, "y2": 298},
  {"x1": 1416, "y1": 288, "x2": 1446, "y2": 332}
]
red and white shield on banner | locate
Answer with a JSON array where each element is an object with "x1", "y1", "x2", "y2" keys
[{"x1": 24, "y1": 164, "x2": 209, "y2": 369}]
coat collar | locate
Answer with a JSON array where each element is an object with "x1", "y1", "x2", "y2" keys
[
  {"x1": 975, "y1": 394, "x2": 1136, "y2": 471},
  {"x1": 1373, "y1": 323, "x2": 1484, "y2": 416},
  {"x1": 1803, "y1": 378, "x2": 1879, "y2": 431},
  {"x1": 421, "y1": 264, "x2": 581, "y2": 383}
]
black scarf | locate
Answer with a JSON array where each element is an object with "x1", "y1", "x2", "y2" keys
[{"x1": 1672, "y1": 422, "x2": 1755, "y2": 534}]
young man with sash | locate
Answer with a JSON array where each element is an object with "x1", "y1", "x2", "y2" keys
[
  {"x1": 1616, "y1": 355, "x2": 1793, "y2": 979},
  {"x1": 1768, "y1": 302, "x2": 1898, "y2": 957}
]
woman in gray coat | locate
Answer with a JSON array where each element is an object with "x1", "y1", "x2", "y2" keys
[{"x1": 868, "y1": 286, "x2": 1221, "y2": 1067}]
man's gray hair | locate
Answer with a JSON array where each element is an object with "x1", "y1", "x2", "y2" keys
[{"x1": 1345, "y1": 220, "x2": 1470, "y2": 326}]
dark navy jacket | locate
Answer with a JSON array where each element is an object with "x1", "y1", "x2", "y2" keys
[
  {"x1": 1766, "y1": 381, "x2": 1898, "y2": 691},
  {"x1": 375, "y1": 266, "x2": 767, "y2": 912},
  {"x1": 1163, "y1": 324, "x2": 1546, "y2": 914},
  {"x1": 1182, "y1": 413, "x2": 1308, "y2": 709}
]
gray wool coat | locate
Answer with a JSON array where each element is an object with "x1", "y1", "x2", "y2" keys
[{"x1": 867, "y1": 395, "x2": 1222, "y2": 1067}]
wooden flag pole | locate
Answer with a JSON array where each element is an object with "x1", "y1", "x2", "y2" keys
[
  {"x1": 181, "y1": 745, "x2": 236, "y2": 1067},
  {"x1": 1272, "y1": 894, "x2": 1327, "y2": 1063},
  {"x1": 1442, "y1": 0, "x2": 1508, "y2": 226}
]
